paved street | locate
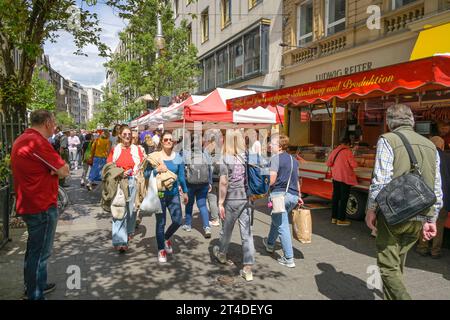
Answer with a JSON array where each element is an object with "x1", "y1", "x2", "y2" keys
[{"x1": 1, "y1": 170, "x2": 450, "y2": 300}]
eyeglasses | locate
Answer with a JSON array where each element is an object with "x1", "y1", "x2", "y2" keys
[
  {"x1": 122, "y1": 133, "x2": 132, "y2": 137},
  {"x1": 163, "y1": 138, "x2": 173, "y2": 143}
]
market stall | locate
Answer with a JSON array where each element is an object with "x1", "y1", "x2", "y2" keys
[{"x1": 227, "y1": 55, "x2": 450, "y2": 221}]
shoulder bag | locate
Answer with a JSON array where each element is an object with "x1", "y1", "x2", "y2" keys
[{"x1": 376, "y1": 131, "x2": 437, "y2": 225}]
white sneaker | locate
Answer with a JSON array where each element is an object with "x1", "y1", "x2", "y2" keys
[
  {"x1": 181, "y1": 224, "x2": 192, "y2": 232},
  {"x1": 213, "y1": 245, "x2": 227, "y2": 264},
  {"x1": 158, "y1": 250, "x2": 167, "y2": 263},
  {"x1": 164, "y1": 240, "x2": 173, "y2": 254},
  {"x1": 210, "y1": 219, "x2": 220, "y2": 227}
]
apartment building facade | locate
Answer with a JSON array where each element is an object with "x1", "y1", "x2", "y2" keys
[
  {"x1": 86, "y1": 87, "x2": 103, "y2": 120},
  {"x1": 173, "y1": 0, "x2": 284, "y2": 94},
  {"x1": 281, "y1": 0, "x2": 450, "y2": 87}
]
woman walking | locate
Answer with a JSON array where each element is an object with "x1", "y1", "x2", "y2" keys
[
  {"x1": 151, "y1": 131, "x2": 189, "y2": 263},
  {"x1": 80, "y1": 133, "x2": 93, "y2": 187},
  {"x1": 326, "y1": 136, "x2": 358, "y2": 226},
  {"x1": 182, "y1": 134, "x2": 213, "y2": 238},
  {"x1": 107, "y1": 125, "x2": 144, "y2": 252},
  {"x1": 264, "y1": 134, "x2": 301, "y2": 268},
  {"x1": 213, "y1": 129, "x2": 255, "y2": 281},
  {"x1": 87, "y1": 129, "x2": 111, "y2": 191}
]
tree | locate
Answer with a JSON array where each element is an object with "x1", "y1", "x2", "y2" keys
[
  {"x1": 106, "y1": 0, "x2": 200, "y2": 112},
  {"x1": 95, "y1": 88, "x2": 124, "y2": 127},
  {"x1": 0, "y1": 0, "x2": 108, "y2": 133},
  {"x1": 56, "y1": 111, "x2": 76, "y2": 129},
  {"x1": 29, "y1": 68, "x2": 56, "y2": 112}
]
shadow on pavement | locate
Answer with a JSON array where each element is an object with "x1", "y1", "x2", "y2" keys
[{"x1": 314, "y1": 263, "x2": 383, "y2": 300}]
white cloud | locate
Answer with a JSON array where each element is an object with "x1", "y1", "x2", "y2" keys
[{"x1": 44, "y1": 3, "x2": 126, "y2": 88}]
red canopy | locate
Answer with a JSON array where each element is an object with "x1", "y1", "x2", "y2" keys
[{"x1": 227, "y1": 55, "x2": 450, "y2": 110}]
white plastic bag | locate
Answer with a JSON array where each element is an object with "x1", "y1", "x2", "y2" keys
[{"x1": 140, "y1": 172, "x2": 162, "y2": 215}]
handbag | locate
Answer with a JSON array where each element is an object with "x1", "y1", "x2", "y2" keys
[
  {"x1": 271, "y1": 155, "x2": 294, "y2": 214},
  {"x1": 110, "y1": 184, "x2": 126, "y2": 220},
  {"x1": 376, "y1": 132, "x2": 437, "y2": 225},
  {"x1": 140, "y1": 171, "x2": 163, "y2": 215}
]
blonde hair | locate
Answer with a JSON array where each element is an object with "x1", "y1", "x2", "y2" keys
[{"x1": 222, "y1": 129, "x2": 246, "y2": 156}]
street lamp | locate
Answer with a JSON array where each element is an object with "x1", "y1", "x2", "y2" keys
[{"x1": 154, "y1": 12, "x2": 165, "y2": 58}]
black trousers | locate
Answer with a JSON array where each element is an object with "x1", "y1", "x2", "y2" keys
[{"x1": 331, "y1": 180, "x2": 351, "y2": 221}]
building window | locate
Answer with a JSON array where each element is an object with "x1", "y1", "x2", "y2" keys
[
  {"x1": 325, "y1": 0, "x2": 346, "y2": 36},
  {"x1": 201, "y1": 8, "x2": 209, "y2": 43},
  {"x1": 244, "y1": 29, "x2": 260, "y2": 76},
  {"x1": 216, "y1": 47, "x2": 228, "y2": 86},
  {"x1": 187, "y1": 23, "x2": 192, "y2": 46},
  {"x1": 248, "y1": 0, "x2": 263, "y2": 10},
  {"x1": 204, "y1": 55, "x2": 215, "y2": 91},
  {"x1": 392, "y1": 0, "x2": 417, "y2": 9},
  {"x1": 229, "y1": 40, "x2": 244, "y2": 81},
  {"x1": 221, "y1": 0, "x2": 232, "y2": 29},
  {"x1": 297, "y1": 0, "x2": 313, "y2": 45}
]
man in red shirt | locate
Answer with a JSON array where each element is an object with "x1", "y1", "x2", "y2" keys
[{"x1": 11, "y1": 110, "x2": 69, "y2": 300}]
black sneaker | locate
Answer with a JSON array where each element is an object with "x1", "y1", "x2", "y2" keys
[{"x1": 23, "y1": 283, "x2": 56, "y2": 300}]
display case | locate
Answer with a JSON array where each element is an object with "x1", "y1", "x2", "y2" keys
[
  {"x1": 352, "y1": 146, "x2": 376, "y2": 168},
  {"x1": 297, "y1": 146, "x2": 332, "y2": 163}
]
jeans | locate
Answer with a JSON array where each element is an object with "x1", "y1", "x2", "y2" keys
[
  {"x1": 112, "y1": 177, "x2": 137, "y2": 246},
  {"x1": 69, "y1": 148, "x2": 78, "y2": 168},
  {"x1": 185, "y1": 183, "x2": 210, "y2": 229},
  {"x1": 218, "y1": 199, "x2": 255, "y2": 265},
  {"x1": 88, "y1": 157, "x2": 107, "y2": 183},
  {"x1": 81, "y1": 163, "x2": 90, "y2": 183},
  {"x1": 21, "y1": 206, "x2": 59, "y2": 300},
  {"x1": 207, "y1": 182, "x2": 219, "y2": 220},
  {"x1": 267, "y1": 192, "x2": 298, "y2": 260},
  {"x1": 155, "y1": 194, "x2": 183, "y2": 251},
  {"x1": 331, "y1": 180, "x2": 351, "y2": 221}
]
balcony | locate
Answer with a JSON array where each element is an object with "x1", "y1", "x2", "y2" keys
[
  {"x1": 284, "y1": 31, "x2": 348, "y2": 67},
  {"x1": 383, "y1": 1, "x2": 425, "y2": 34}
]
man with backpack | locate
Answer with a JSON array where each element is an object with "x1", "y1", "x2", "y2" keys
[{"x1": 182, "y1": 134, "x2": 213, "y2": 238}]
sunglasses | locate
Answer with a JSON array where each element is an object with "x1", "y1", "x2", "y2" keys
[
  {"x1": 122, "y1": 133, "x2": 132, "y2": 137},
  {"x1": 163, "y1": 138, "x2": 173, "y2": 143}
]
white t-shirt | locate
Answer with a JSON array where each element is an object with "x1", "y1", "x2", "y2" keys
[
  {"x1": 152, "y1": 135, "x2": 160, "y2": 146},
  {"x1": 68, "y1": 136, "x2": 81, "y2": 151}
]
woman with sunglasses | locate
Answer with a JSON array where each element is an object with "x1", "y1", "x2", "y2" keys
[
  {"x1": 153, "y1": 131, "x2": 189, "y2": 263},
  {"x1": 107, "y1": 125, "x2": 144, "y2": 252}
]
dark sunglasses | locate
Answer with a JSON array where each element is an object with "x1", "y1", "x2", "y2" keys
[{"x1": 163, "y1": 138, "x2": 173, "y2": 143}]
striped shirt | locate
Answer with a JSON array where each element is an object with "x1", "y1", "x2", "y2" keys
[{"x1": 367, "y1": 137, "x2": 443, "y2": 223}]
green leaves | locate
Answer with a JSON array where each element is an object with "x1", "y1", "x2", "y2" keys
[
  {"x1": 106, "y1": 0, "x2": 200, "y2": 114},
  {"x1": 29, "y1": 69, "x2": 56, "y2": 112},
  {"x1": 56, "y1": 111, "x2": 76, "y2": 129}
]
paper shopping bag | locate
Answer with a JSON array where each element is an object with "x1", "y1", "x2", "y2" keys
[{"x1": 292, "y1": 208, "x2": 312, "y2": 244}]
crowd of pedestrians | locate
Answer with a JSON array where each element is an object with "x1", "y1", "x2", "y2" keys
[{"x1": 10, "y1": 104, "x2": 448, "y2": 300}]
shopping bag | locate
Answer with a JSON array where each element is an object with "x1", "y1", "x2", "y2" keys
[
  {"x1": 140, "y1": 172, "x2": 162, "y2": 215},
  {"x1": 111, "y1": 185, "x2": 126, "y2": 220},
  {"x1": 292, "y1": 207, "x2": 312, "y2": 243}
]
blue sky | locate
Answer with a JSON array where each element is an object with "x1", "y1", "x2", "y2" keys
[{"x1": 44, "y1": 2, "x2": 127, "y2": 90}]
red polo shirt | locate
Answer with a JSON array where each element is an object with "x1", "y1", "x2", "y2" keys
[{"x1": 11, "y1": 128, "x2": 66, "y2": 215}]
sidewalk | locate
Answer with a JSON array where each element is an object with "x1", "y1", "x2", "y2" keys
[{"x1": 1, "y1": 170, "x2": 450, "y2": 300}]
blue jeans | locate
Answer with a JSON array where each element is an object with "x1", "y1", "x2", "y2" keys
[
  {"x1": 112, "y1": 177, "x2": 137, "y2": 246},
  {"x1": 21, "y1": 206, "x2": 58, "y2": 300},
  {"x1": 155, "y1": 194, "x2": 182, "y2": 251},
  {"x1": 267, "y1": 192, "x2": 298, "y2": 260},
  {"x1": 185, "y1": 183, "x2": 210, "y2": 229},
  {"x1": 88, "y1": 157, "x2": 106, "y2": 183}
]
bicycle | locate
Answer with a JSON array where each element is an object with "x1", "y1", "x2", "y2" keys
[{"x1": 10, "y1": 185, "x2": 70, "y2": 221}]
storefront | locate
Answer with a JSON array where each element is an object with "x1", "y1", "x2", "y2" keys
[{"x1": 227, "y1": 55, "x2": 450, "y2": 221}]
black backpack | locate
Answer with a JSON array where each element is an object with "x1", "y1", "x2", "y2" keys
[
  {"x1": 376, "y1": 132, "x2": 437, "y2": 225},
  {"x1": 185, "y1": 151, "x2": 210, "y2": 185}
]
